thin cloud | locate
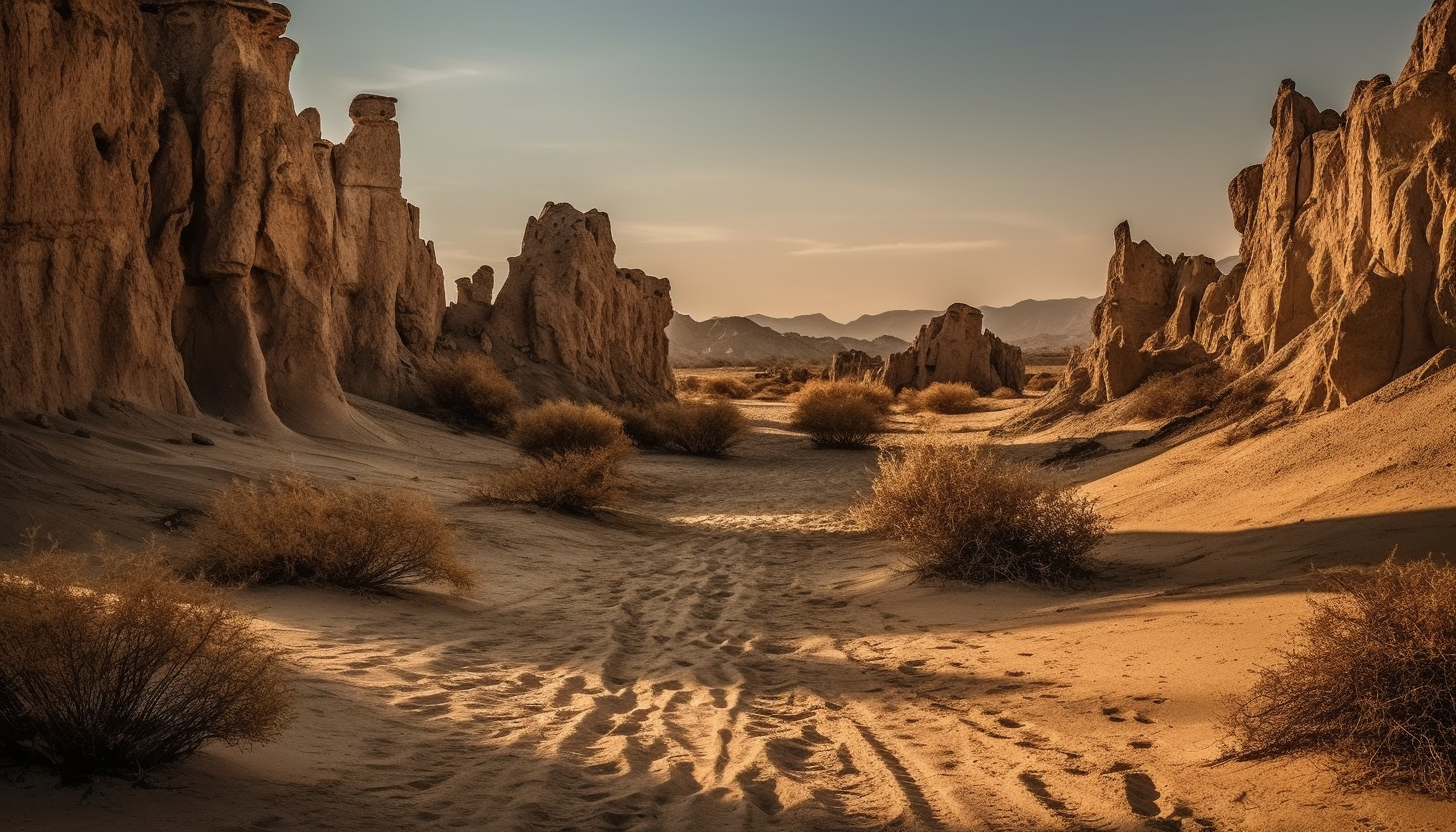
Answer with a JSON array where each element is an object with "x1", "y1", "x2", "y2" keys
[
  {"x1": 785, "y1": 239, "x2": 1002, "y2": 257},
  {"x1": 616, "y1": 223, "x2": 733, "y2": 245},
  {"x1": 344, "y1": 63, "x2": 514, "y2": 92}
]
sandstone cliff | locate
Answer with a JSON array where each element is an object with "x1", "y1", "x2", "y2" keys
[
  {"x1": 2, "y1": 0, "x2": 444, "y2": 439},
  {"x1": 883, "y1": 304, "x2": 1025, "y2": 394},
  {"x1": 475, "y1": 203, "x2": 675, "y2": 405},
  {"x1": 1034, "y1": 0, "x2": 1456, "y2": 420}
]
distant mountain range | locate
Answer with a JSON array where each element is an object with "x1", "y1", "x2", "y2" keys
[
  {"x1": 748, "y1": 297, "x2": 1101, "y2": 351},
  {"x1": 670, "y1": 297, "x2": 1102, "y2": 367}
]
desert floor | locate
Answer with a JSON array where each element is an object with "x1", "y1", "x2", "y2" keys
[{"x1": 2, "y1": 377, "x2": 1455, "y2": 831}]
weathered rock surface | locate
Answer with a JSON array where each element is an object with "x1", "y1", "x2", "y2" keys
[
  {"x1": 1, "y1": 0, "x2": 445, "y2": 439},
  {"x1": 1032, "y1": 0, "x2": 1456, "y2": 420},
  {"x1": 884, "y1": 304, "x2": 1025, "y2": 394},
  {"x1": 481, "y1": 203, "x2": 675, "y2": 404},
  {"x1": 828, "y1": 350, "x2": 886, "y2": 383}
]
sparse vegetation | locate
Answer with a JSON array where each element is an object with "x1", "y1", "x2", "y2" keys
[
  {"x1": 1129, "y1": 363, "x2": 1234, "y2": 420},
  {"x1": 856, "y1": 444, "x2": 1108, "y2": 584},
  {"x1": 474, "y1": 447, "x2": 627, "y2": 513},
  {"x1": 419, "y1": 353, "x2": 520, "y2": 433},
  {"x1": 677, "y1": 375, "x2": 703, "y2": 393},
  {"x1": 789, "y1": 380, "x2": 892, "y2": 448},
  {"x1": 0, "y1": 537, "x2": 292, "y2": 780},
  {"x1": 511, "y1": 401, "x2": 630, "y2": 460},
  {"x1": 185, "y1": 475, "x2": 474, "y2": 593},
  {"x1": 700, "y1": 376, "x2": 752, "y2": 400},
  {"x1": 913, "y1": 382, "x2": 981, "y2": 415},
  {"x1": 1227, "y1": 557, "x2": 1456, "y2": 796},
  {"x1": 990, "y1": 386, "x2": 1021, "y2": 400},
  {"x1": 618, "y1": 400, "x2": 747, "y2": 457}
]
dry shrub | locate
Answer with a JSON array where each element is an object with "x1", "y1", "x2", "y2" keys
[
  {"x1": 617, "y1": 400, "x2": 747, "y2": 456},
  {"x1": 1227, "y1": 557, "x2": 1456, "y2": 796},
  {"x1": 856, "y1": 444, "x2": 1108, "y2": 584},
  {"x1": 0, "y1": 538, "x2": 291, "y2": 779},
  {"x1": 700, "y1": 377, "x2": 752, "y2": 400},
  {"x1": 1130, "y1": 363, "x2": 1233, "y2": 419},
  {"x1": 511, "y1": 401, "x2": 629, "y2": 460},
  {"x1": 474, "y1": 448, "x2": 626, "y2": 513},
  {"x1": 420, "y1": 354, "x2": 520, "y2": 433},
  {"x1": 185, "y1": 475, "x2": 473, "y2": 593},
  {"x1": 794, "y1": 380, "x2": 895, "y2": 413},
  {"x1": 677, "y1": 375, "x2": 703, "y2": 393},
  {"x1": 916, "y1": 383, "x2": 981, "y2": 415},
  {"x1": 990, "y1": 386, "x2": 1021, "y2": 400},
  {"x1": 790, "y1": 380, "x2": 894, "y2": 448}
]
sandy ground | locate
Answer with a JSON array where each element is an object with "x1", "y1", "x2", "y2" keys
[{"x1": 1, "y1": 370, "x2": 1454, "y2": 831}]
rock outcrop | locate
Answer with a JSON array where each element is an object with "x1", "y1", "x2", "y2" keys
[
  {"x1": 1034, "y1": 0, "x2": 1456, "y2": 419},
  {"x1": 828, "y1": 350, "x2": 885, "y2": 383},
  {"x1": 883, "y1": 304, "x2": 1025, "y2": 394},
  {"x1": 479, "y1": 203, "x2": 675, "y2": 404},
  {"x1": 1, "y1": 0, "x2": 445, "y2": 439}
]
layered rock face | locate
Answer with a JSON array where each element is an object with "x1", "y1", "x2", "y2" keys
[
  {"x1": 477, "y1": 203, "x2": 675, "y2": 404},
  {"x1": 1040, "y1": 0, "x2": 1456, "y2": 417},
  {"x1": 2, "y1": 0, "x2": 444, "y2": 438},
  {"x1": 883, "y1": 304, "x2": 1025, "y2": 394}
]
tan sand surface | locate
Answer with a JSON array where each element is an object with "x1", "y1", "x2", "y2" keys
[{"x1": 2, "y1": 374, "x2": 1454, "y2": 831}]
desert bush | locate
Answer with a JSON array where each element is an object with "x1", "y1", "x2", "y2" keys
[
  {"x1": 616, "y1": 400, "x2": 747, "y2": 456},
  {"x1": 677, "y1": 375, "x2": 703, "y2": 393},
  {"x1": 915, "y1": 383, "x2": 981, "y2": 415},
  {"x1": 1227, "y1": 557, "x2": 1456, "y2": 796},
  {"x1": 794, "y1": 379, "x2": 895, "y2": 413},
  {"x1": 511, "y1": 401, "x2": 630, "y2": 460},
  {"x1": 1130, "y1": 363, "x2": 1233, "y2": 419},
  {"x1": 790, "y1": 396, "x2": 886, "y2": 449},
  {"x1": 700, "y1": 376, "x2": 752, "y2": 400},
  {"x1": 419, "y1": 354, "x2": 519, "y2": 433},
  {"x1": 474, "y1": 448, "x2": 626, "y2": 513},
  {"x1": 990, "y1": 386, "x2": 1021, "y2": 400},
  {"x1": 0, "y1": 539, "x2": 292, "y2": 779},
  {"x1": 185, "y1": 475, "x2": 473, "y2": 593},
  {"x1": 856, "y1": 444, "x2": 1108, "y2": 584}
]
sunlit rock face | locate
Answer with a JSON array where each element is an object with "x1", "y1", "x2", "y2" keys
[
  {"x1": 1, "y1": 0, "x2": 445, "y2": 438},
  {"x1": 883, "y1": 304, "x2": 1024, "y2": 395},
  {"x1": 481, "y1": 202, "x2": 676, "y2": 405},
  {"x1": 1032, "y1": 0, "x2": 1456, "y2": 418}
]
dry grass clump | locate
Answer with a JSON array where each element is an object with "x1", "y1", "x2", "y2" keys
[
  {"x1": 474, "y1": 447, "x2": 627, "y2": 514},
  {"x1": 677, "y1": 375, "x2": 703, "y2": 393},
  {"x1": 789, "y1": 380, "x2": 893, "y2": 449},
  {"x1": 420, "y1": 353, "x2": 520, "y2": 433},
  {"x1": 700, "y1": 376, "x2": 752, "y2": 400},
  {"x1": 1227, "y1": 557, "x2": 1456, "y2": 796},
  {"x1": 990, "y1": 386, "x2": 1021, "y2": 400},
  {"x1": 618, "y1": 400, "x2": 746, "y2": 457},
  {"x1": 511, "y1": 401, "x2": 630, "y2": 460},
  {"x1": 185, "y1": 475, "x2": 473, "y2": 593},
  {"x1": 914, "y1": 383, "x2": 982, "y2": 415},
  {"x1": 1129, "y1": 363, "x2": 1233, "y2": 419},
  {"x1": 0, "y1": 538, "x2": 292, "y2": 780},
  {"x1": 856, "y1": 444, "x2": 1108, "y2": 585}
]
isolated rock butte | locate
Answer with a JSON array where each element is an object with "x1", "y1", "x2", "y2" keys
[
  {"x1": 828, "y1": 349, "x2": 885, "y2": 383},
  {"x1": 1, "y1": 0, "x2": 444, "y2": 439},
  {"x1": 1037, "y1": 0, "x2": 1456, "y2": 418},
  {"x1": 883, "y1": 304, "x2": 1025, "y2": 394},
  {"x1": 478, "y1": 203, "x2": 675, "y2": 404}
]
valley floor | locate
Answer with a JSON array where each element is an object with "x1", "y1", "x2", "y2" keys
[{"x1": 1, "y1": 381, "x2": 1454, "y2": 831}]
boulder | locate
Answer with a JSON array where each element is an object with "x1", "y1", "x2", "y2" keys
[
  {"x1": 828, "y1": 349, "x2": 885, "y2": 383},
  {"x1": 883, "y1": 304, "x2": 1025, "y2": 394},
  {"x1": 484, "y1": 203, "x2": 675, "y2": 404}
]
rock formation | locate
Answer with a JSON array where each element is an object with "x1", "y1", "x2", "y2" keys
[
  {"x1": 667, "y1": 314, "x2": 908, "y2": 368},
  {"x1": 477, "y1": 203, "x2": 675, "y2": 404},
  {"x1": 883, "y1": 304, "x2": 1025, "y2": 394},
  {"x1": 828, "y1": 350, "x2": 885, "y2": 383},
  {"x1": 1035, "y1": 0, "x2": 1456, "y2": 418},
  {"x1": 1, "y1": 0, "x2": 445, "y2": 439}
]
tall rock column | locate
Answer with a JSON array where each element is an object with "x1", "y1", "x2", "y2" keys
[
  {"x1": 484, "y1": 203, "x2": 675, "y2": 404},
  {"x1": 1, "y1": 0, "x2": 191, "y2": 416},
  {"x1": 883, "y1": 304, "x2": 1025, "y2": 394}
]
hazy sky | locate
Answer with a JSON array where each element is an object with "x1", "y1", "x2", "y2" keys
[{"x1": 287, "y1": 0, "x2": 1433, "y2": 320}]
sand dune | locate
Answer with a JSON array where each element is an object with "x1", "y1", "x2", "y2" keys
[{"x1": 2, "y1": 375, "x2": 1455, "y2": 830}]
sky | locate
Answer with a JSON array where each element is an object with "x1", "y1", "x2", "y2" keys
[{"x1": 286, "y1": 0, "x2": 1435, "y2": 321}]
